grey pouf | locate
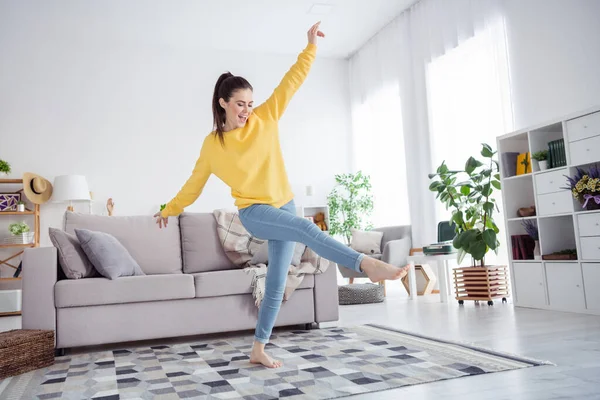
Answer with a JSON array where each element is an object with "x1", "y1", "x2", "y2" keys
[{"x1": 338, "y1": 283, "x2": 385, "y2": 305}]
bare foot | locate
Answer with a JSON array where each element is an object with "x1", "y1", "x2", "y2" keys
[
  {"x1": 250, "y1": 347, "x2": 282, "y2": 368},
  {"x1": 361, "y1": 258, "x2": 409, "y2": 282}
]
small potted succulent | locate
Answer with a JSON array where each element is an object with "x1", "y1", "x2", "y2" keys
[
  {"x1": 16, "y1": 200, "x2": 26, "y2": 212},
  {"x1": 532, "y1": 150, "x2": 548, "y2": 171},
  {"x1": 8, "y1": 222, "x2": 33, "y2": 244},
  {"x1": 0, "y1": 159, "x2": 11, "y2": 178}
]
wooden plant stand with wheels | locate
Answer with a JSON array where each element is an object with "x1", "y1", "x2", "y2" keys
[
  {"x1": 0, "y1": 179, "x2": 41, "y2": 317},
  {"x1": 453, "y1": 265, "x2": 509, "y2": 306}
]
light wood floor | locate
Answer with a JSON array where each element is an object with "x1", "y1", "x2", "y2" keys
[{"x1": 2, "y1": 283, "x2": 600, "y2": 399}]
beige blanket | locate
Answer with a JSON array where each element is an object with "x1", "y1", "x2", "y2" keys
[{"x1": 213, "y1": 209, "x2": 330, "y2": 307}]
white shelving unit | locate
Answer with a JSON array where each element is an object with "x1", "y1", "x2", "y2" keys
[
  {"x1": 497, "y1": 106, "x2": 600, "y2": 315},
  {"x1": 296, "y1": 204, "x2": 330, "y2": 235}
]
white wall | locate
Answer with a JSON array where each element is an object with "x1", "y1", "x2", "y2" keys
[
  {"x1": 504, "y1": 0, "x2": 600, "y2": 129},
  {"x1": 0, "y1": 8, "x2": 352, "y2": 278}
]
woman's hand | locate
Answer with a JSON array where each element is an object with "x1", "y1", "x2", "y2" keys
[
  {"x1": 154, "y1": 212, "x2": 168, "y2": 229},
  {"x1": 307, "y1": 21, "x2": 325, "y2": 45}
]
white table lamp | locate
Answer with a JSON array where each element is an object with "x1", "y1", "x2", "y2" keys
[{"x1": 52, "y1": 175, "x2": 91, "y2": 211}]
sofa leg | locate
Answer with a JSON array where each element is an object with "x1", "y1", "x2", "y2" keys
[
  {"x1": 304, "y1": 323, "x2": 313, "y2": 330},
  {"x1": 55, "y1": 348, "x2": 66, "y2": 357},
  {"x1": 349, "y1": 277, "x2": 354, "y2": 284}
]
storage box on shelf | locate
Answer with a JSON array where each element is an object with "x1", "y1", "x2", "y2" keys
[{"x1": 497, "y1": 106, "x2": 600, "y2": 315}]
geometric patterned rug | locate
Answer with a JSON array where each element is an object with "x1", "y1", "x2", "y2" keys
[{"x1": 0, "y1": 324, "x2": 551, "y2": 400}]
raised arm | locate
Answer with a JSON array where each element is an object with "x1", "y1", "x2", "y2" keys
[
  {"x1": 158, "y1": 139, "x2": 212, "y2": 222},
  {"x1": 254, "y1": 22, "x2": 325, "y2": 121}
]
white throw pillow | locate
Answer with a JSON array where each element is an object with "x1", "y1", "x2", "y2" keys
[{"x1": 350, "y1": 229, "x2": 383, "y2": 255}]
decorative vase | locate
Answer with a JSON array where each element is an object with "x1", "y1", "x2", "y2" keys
[
  {"x1": 538, "y1": 160, "x2": 548, "y2": 171},
  {"x1": 17, "y1": 204, "x2": 25, "y2": 212},
  {"x1": 533, "y1": 240, "x2": 541, "y2": 260}
]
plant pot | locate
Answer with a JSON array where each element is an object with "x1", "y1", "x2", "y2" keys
[
  {"x1": 580, "y1": 196, "x2": 600, "y2": 211},
  {"x1": 8, "y1": 232, "x2": 34, "y2": 244},
  {"x1": 538, "y1": 160, "x2": 548, "y2": 171},
  {"x1": 0, "y1": 172, "x2": 8, "y2": 178},
  {"x1": 16, "y1": 204, "x2": 25, "y2": 212}
]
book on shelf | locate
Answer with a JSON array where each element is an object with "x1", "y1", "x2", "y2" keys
[
  {"x1": 516, "y1": 152, "x2": 532, "y2": 175},
  {"x1": 548, "y1": 139, "x2": 566, "y2": 168},
  {"x1": 501, "y1": 152, "x2": 519, "y2": 178},
  {"x1": 511, "y1": 234, "x2": 536, "y2": 260},
  {"x1": 558, "y1": 139, "x2": 566, "y2": 167}
]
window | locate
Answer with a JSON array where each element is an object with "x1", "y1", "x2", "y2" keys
[{"x1": 351, "y1": 82, "x2": 411, "y2": 228}]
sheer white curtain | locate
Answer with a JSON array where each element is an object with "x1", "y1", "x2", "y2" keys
[
  {"x1": 348, "y1": 17, "x2": 411, "y2": 228},
  {"x1": 348, "y1": 0, "x2": 509, "y2": 248},
  {"x1": 351, "y1": 82, "x2": 410, "y2": 227},
  {"x1": 426, "y1": 14, "x2": 513, "y2": 265}
]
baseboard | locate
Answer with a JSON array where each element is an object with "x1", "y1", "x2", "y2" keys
[{"x1": 315, "y1": 321, "x2": 338, "y2": 329}]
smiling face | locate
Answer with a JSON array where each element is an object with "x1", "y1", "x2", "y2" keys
[{"x1": 219, "y1": 88, "x2": 254, "y2": 130}]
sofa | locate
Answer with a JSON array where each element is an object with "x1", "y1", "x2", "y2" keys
[
  {"x1": 337, "y1": 225, "x2": 412, "y2": 295},
  {"x1": 21, "y1": 211, "x2": 339, "y2": 353}
]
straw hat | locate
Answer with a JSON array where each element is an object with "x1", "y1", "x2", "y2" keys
[{"x1": 23, "y1": 172, "x2": 53, "y2": 204}]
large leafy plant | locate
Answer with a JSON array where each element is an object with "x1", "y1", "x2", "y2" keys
[
  {"x1": 327, "y1": 171, "x2": 374, "y2": 245},
  {"x1": 428, "y1": 144, "x2": 501, "y2": 267}
]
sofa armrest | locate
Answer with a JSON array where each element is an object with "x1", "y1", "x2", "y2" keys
[
  {"x1": 382, "y1": 237, "x2": 411, "y2": 267},
  {"x1": 313, "y1": 262, "x2": 339, "y2": 323},
  {"x1": 22, "y1": 247, "x2": 57, "y2": 336}
]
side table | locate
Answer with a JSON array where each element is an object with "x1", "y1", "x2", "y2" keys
[{"x1": 407, "y1": 252, "x2": 457, "y2": 303}]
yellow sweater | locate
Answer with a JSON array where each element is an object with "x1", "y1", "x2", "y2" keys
[{"x1": 161, "y1": 43, "x2": 317, "y2": 218}]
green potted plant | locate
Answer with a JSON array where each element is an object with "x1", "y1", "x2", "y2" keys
[
  {"x1": 8, "y1": 221, "x2": 32, "y2": 244},
  {"x1": 0, "y1": 159, "x2": 11, "y2": 178},
  {"x1": 327, "y1": 171, "x2": 374, "y2": 245},
  {"x1": 16, "y1": 200, "x2": 25, "y2": 212},
  {"x1": 428, "y1": 143, "x2": 501, "y2": 267},
  {"x1": 532, "y1": 150, "x2": 548, "y2": 171}
]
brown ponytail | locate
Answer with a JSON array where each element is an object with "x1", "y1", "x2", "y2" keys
[{"x1": 212, "y1": 72, "x2": 253, "y2": 146}]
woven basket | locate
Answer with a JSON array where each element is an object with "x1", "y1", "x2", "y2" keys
[
  {"x1": 0, "y1": 329, "x2": 54, "y2": 380},
  {"x1": 338, "y1": 283, "x2": 385, "y2": 305}
]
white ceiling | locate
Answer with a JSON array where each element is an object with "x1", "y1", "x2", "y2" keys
[{"x1": 10, "y1": 0, "x2": 419, "y2": 59}]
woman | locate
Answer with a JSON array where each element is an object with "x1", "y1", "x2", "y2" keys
[{"x1": 156, "y1": 22, "x2": 409, "y2": 368}]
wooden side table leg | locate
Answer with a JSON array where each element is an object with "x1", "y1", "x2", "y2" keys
[{"x1": 380, "y1": 281, "x2": 386, "y2": 297}]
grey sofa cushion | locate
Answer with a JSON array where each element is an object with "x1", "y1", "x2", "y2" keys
[
  {"x1": 64, "y1": 211, "x2": 182, "y2": 275},
  {"x1": 55, "y1": 274, "x2": 195, "y2": 308},
  {"x1": 49, "y1": 227, "x2": 98, "y2": 279},
  {"x1": 179, "y1": 213, "x2": 237, "y2": 273},
  {"x1": 251, "y1": 241, "x2": 306, "y2": 266},
  {"x1": 75, "y1": 229, "x2": 145, "y2": 280},
  {"x1": 193, "y1": 269, "x2": 314, "y2": 298}
]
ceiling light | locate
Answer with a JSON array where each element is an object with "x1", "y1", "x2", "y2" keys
[{"x1": 308, "y1": 3, "x2": 335, "y2": 15}]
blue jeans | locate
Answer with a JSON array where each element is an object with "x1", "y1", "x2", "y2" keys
[{"x1": 238, "y1": 199, "x2": 364, "y2": 344}]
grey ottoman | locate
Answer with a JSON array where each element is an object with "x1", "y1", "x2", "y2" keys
[{"x1": 338, "y1": 283, "x2": 385, "y2": 305}]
